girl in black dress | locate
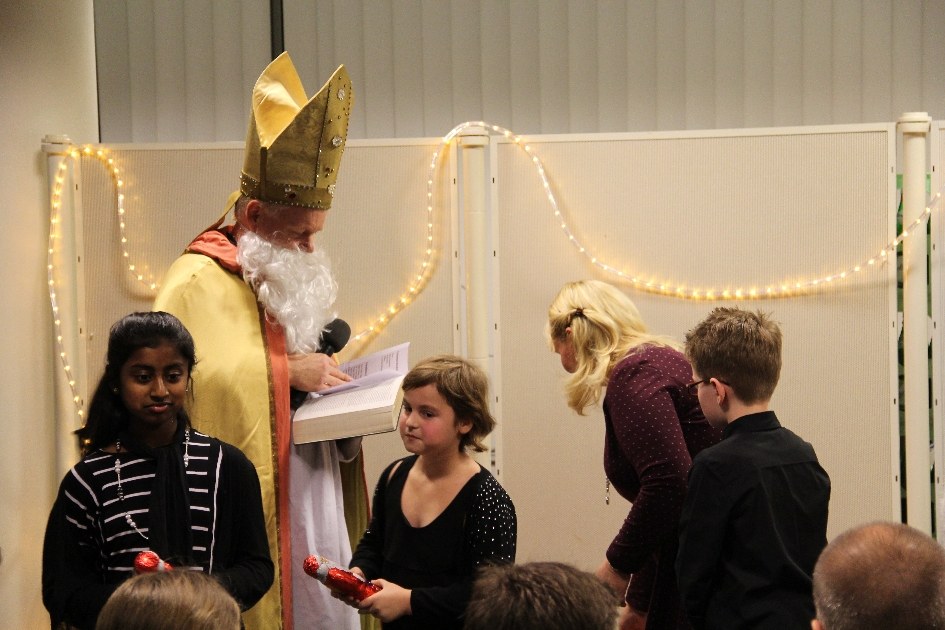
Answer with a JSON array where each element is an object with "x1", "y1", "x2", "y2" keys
[{"x1": 343, "y1": 355, "x2": 517, "y2": 629}]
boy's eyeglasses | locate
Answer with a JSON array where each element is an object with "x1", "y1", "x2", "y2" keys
[{"x1": 686, "y1": 378, "x2": 730, "y2": 395}]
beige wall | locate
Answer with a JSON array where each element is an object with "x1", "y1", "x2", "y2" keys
[{"x1": 0, "y1": 1, "x2": 98, "y2": 627}]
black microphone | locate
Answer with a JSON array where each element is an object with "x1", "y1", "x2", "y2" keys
[
  {"x1": 318, "y1": 318, "x2": 351, "y2": 356},
  {"x1": 291, "y1": 318, "x2": 351, "y2": 409}
]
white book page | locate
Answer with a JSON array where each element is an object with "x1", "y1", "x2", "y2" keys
[{"x1": 318, "y1": 342, "x2": 410, "y2": 396}]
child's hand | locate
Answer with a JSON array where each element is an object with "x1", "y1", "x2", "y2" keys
[
  {"x1": 330, "y1": 588, "x2": 363, "y2": 608},
  {"x1": 358, "y1": 579, "x2": 411, "y2": 622}
]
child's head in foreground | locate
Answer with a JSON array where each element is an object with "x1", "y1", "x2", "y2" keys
[
  {"x1": 464, "y1": 561, "x2": 620, "y2": 630},
  {"x1": 94, "y1": 570, "x2": 240, "y2": 630}
]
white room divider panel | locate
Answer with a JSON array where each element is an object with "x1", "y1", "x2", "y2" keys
[
  {"x1": 493, "y1": 126, "x2": 898, "y2": 567},
  {"x1": 931, "y1": 119, "x2": 945, "y2": 535},
  {"x1": 54, "y1": 122, "x2": 900, "y2": 568}
]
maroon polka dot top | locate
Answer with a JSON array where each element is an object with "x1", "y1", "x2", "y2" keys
[{"x1": 602, "y1": 344, "x2": 722, "y2": 620}]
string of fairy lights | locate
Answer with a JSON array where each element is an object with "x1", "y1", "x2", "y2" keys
[
  {"x1": 47, "y1": 153, "x2": 84, "y2": 422},
  {"x1": 462, "y1": 120, "x2": 943, "y2": 300},
  {"x1": 47, "y1": 145, "x2": 155, "y2": 421},
  {"x1": 47, "y1": 125, "x2": 943, "y2": 418}
]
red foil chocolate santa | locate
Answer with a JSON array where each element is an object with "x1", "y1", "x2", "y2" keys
[
  {"x1": 134, "y1": 551, "x2": 173, "y2": 574},
  {"x1": 302, "y1": 555, "x2": 381, "y2": 601}
]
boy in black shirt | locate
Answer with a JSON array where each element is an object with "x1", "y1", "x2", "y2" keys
[{"x1": 676, "y1": 307, "x2": 830, "y2": 630}]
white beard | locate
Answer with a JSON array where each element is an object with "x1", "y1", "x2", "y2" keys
[{"x1": 237, "y1": 230, "x2": 338, "y2": 354}]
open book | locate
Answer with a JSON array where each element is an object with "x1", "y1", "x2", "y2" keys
[{"x1": 292, "y1": 342, "x2": 409, "y2": 444}]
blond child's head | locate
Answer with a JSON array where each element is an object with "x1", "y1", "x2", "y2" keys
[{"x1": 95, "y1": 570, "x2": 240, "y2": 630}]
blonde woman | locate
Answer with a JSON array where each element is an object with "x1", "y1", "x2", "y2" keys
[{"x1": 547, "y1": 281, "x2": 721, "y2": 630}]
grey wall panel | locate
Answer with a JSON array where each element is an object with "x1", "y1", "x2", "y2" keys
[
  {"x1": 94, "y1": 0, "x2": 269, "y2": 143},
  {"x1": 744, "y1": 0, "x2": 773, "y2": 128},
  {"x1": 538, "y1": 0, "x2": 571, "y2": 132},
  {"x1": 480, "y1": 0, "x2": 512, "y2": 131},
  {"x1": 391, "y1": 1, "x2": 426, "y2": 138},
  {"x1": 684, "y1": 0, "x2": 715, "y2": 131},
  {"x1": 655, "y1": 0, "x2": 687, "y2": 131},
  {"x1": 94, "y1": 0, "x2": 133, "y2": 140},
  {"x1": 772, "y1": 1, "x2": 804, "y2": 126},
  {"x1": 95, "y1": 0, "x2": 945, "y2": 142},
  {"x1": 924, "y1": 3, "x2": 945, "y2": 110},
  {"x1": 509, "y1": 0, "x2": 541, "y2": 133},
  {"x1": 862, "y1": 1, "x2": 894, "y2": 123},
  {"x1": 892, "y1": 1, "x2": 923, "y2": 118},
  {"x1": 450, "y1": 0, "x2": 484, "y2": 127}
]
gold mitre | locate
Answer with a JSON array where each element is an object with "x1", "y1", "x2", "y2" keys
[{"x1": 240, "y1": 52, "x2": 353, "y2": 209}]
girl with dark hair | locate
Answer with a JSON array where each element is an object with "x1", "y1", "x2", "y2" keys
[{"x1": 42, "y1": 312, "x2": 273, "y2": 630}]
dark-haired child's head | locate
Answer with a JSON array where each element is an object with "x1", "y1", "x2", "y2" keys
[
  {"x1": 78, "y1": 312, "x2": 196, "y2": 452},
  {"x1": 103, "y1": 311, "x2": 197, "y2": 388},
  {"x1": 465, "y1": 561, "x2": 620, "y2": 630}
]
